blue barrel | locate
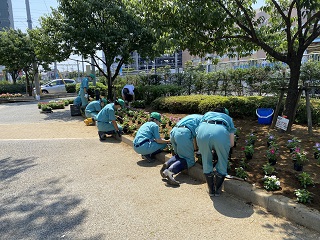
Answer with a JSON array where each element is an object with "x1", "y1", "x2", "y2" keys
[{"x1": 256, "y1": 108, "x2": 274, "y2": 125}]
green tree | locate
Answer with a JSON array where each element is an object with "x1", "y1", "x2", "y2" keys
[
  {"x1": 141, "y1": 0, "x2": 320, "y2": 132},
  {"x1": 40, "y1": 0, "x2": 159, "y2": 100},
  {"x1": 0, "y1": 29, "x2": 30, "y2": 83},
  {"x1": 0, "y1": 28, "x2": 58, "y2": 96},
  {"x1": 0, "y1": 29, "x2": 35, "y2": 94}
]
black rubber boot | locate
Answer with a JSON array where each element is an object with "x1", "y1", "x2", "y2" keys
[
  {"x1": 98, "y1": 131, "x2": 107, "y2": 140},
  {"x1": 205, "y1": 173, "x2": 215, "y2": 197},
  {"x1": 215, "y1": 173, "x2": 225, "y2": 197}
]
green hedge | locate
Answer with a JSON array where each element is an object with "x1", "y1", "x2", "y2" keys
[
  {"x1": 151, "y1": 95, "x2": 320, "y2": 124},
  {"x1": 0, "y1": 83, "x2": 25, "y2": 94},
  {"x1": 135, "y1": 85, "x2": 182, "y2": 104},
  {"x1": 65, "y1": 84, "x2": 76, "y2": 93}
]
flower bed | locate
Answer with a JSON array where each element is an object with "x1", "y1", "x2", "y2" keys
[
  {"x1": 0, "y1": 93, "x2": 23, "y2": 98},
  {"x1": 116, "y1": 108, "x2": 320, "y2": 212}
]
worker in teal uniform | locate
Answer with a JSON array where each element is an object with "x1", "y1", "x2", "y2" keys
[
  {"x1": 133, "y1": 112, "x2": 170, "y2": 163},
  {"x1": 196, "y1": 107, "x2": 236, "y2": 197},
  {"x1": 73, "y1": 96, "x2": 82, "y2": 106},
  {"x1": 79, "y1": 74, "x2": 94, "y2": 107},
  {"x1": 85, "y1": 98, "x2": 107, "y2": 120},
  {"x1": 96, "y1": 98, "x2": 125, "y2": 140},
  {"x1": 160, "y1": 114, "x2": 203, "y2": 185}
]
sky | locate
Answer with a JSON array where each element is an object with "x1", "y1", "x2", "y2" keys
[
  {"x1": 11, "y1": 0, "x2": 265, "y2": 72},
  {"x1": 12, "y1": 0, "x2": 83, "y2": 72},
  {"x1": 12, "y1": 0, "x2": 58, "y2": 33}
]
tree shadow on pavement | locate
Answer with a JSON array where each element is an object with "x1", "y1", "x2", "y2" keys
[
  {"x1": 0, "y1": 176, "x2": 104, "y2": 240},
  {"x1": 0, "y1": 157, "x2": 37, "y2": 183}
]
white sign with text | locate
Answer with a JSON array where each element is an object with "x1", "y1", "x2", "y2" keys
[{"x1": 275, "y1": 116, "x2": 289, "y2": 131}]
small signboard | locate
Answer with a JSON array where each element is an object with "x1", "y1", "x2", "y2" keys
[{"x1": 275, "y1": 116, "x2": 289, "y2": 131}]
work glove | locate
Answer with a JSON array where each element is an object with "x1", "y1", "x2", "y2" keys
[
  {"x1": 116, "y1": 130, "x2": 122, "y2": 138},
  {"x1": 84, "y1": 93, "x2": 88, "y2": 98}
]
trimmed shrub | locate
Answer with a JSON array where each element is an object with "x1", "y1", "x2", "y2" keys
[
  {"x1": 66, "y1": 84, "x2": 76, "y2": 93},
  {"x1": 151, "y1": 95, "x2": 316, "y2": 122},
  {"x1": 0, "y1": 83, "x2": 25, "y2": 94},
  {"x1": 135, "y1": 85, "x2": 182, "y2": 104}
]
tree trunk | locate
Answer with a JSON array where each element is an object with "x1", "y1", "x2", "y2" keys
[
  {"x1": 24, "y1": 70, "x2": 32, "y2": 96},
  {"x1": 283, "y1": 61, "x2": 301, "y2": 132}
]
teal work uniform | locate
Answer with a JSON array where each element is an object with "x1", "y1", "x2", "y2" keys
[
  {"x1": 170, "y1": 114, "x2": 203, "y2": 168},
  {"x1": 73, "y1": 96, "x2": 82, "y2": 106},
  {"x1": 196, "y1": 112, "x2": 236, "y2": 176},
  {"x1": 133, "y1": 122, "x2": 167, "y2": 155},
  {"x1": 96, "y1": 103, "x2": 122, "y2": 133},
  {"x1": 79, "y1": 77, "x2": 89, "y2": 106},
  {"x1": 85, "y1": 100, "x2": 102, "y2": 120}
]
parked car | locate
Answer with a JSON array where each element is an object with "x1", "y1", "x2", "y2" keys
[{"x1": 37, "y1": 79, "x2": 76, "y2": 94}]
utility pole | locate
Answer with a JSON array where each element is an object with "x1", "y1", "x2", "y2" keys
[{"x1": 25, "y1": 0, "x2": 41, "y2": 100}]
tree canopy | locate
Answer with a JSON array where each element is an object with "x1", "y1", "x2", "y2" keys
[
  {"x1": 40, "y1": 0, "x2": 160, "y2": 99},
  {"x1": 139, "y1": 0, "x2": 320, "y2": 132},
  {"x1": 0, "y1": 29, "x2": 34, "y2": 84}
]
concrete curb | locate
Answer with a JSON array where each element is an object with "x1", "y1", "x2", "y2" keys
[
  {"x1": 0, "y1": 93, "x2": 77, "y2": 103},
  {"x1": 121, "y1": 134, "x2": 320, "y2": 233}
]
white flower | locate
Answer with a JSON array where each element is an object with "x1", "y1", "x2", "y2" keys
[{"x1": 276, "y1": 181, "x2": 280, "y2": 186}]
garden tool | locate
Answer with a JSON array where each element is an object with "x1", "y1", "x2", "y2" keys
[
  {"x1": 225, "y1": 174, "x2": 245, "y2": 181},
  {"x1": 204, "y1": 173, "x2": 215, "y2": 197}
]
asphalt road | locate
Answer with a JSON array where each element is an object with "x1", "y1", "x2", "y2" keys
[{"x1": 0, "y1": 101, "x2": 320, "y2": 240}]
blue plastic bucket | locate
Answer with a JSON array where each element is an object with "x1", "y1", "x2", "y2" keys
[{"x1": 256, "y1": 108, "x2": 274, "y2": 125}]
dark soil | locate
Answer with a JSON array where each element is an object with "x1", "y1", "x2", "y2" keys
[
  {"x1": 128, "y1": 109, "x2": 320, "y2": 213},
  {"x1": 230, "y1": 118, "x2": 320, "y2": 213}
]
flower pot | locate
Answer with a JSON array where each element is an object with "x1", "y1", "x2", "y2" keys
[
  {"x1": 293, "y1": 162, "x2": 303, "y2": 171},
  {"x1": 268, "y1": 158, "x2": 277, "y2": 165}
]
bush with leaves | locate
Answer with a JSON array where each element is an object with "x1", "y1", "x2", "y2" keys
[
  {"x1": 294, "y1": 189, "x2": 313, "y2": 204},
  {"x1": 235, "y1": 167, "x2": 248, "y2": 180},
  {"x1": 297, "y1": 172, "x2": 314, "y2": 188}
]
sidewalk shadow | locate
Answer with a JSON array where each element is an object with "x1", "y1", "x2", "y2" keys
[
  {"x1": 99, "y1": 136, "x2": 122, "y2": 144},
  {"x1": 161, "y1": 172, "x2": 202, "y2": 188},
  {"x1": 42, "y1": 109, "x2": 84, "y2": 123},
  {"x1": 211, "y1": 193, "x2": 254, "y2": 218},
  {"x1": 136, "y1": 158, "x2": 163, "y2": 167}
]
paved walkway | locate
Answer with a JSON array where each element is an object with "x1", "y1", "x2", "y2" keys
[{"x1": 0, "y1": 101, "x2": 319, "y2": 239}]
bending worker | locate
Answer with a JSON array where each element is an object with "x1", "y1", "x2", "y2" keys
[
  {"x1": 96, "y1": 98, "x2": 125, "y2": 140},
  {"x1": 84, "y1": 98, "x2": 108, "y2": 126},
  {"x1": 79, "y1": 74, "x2": 94, "y2": 107},
  {"x1": 85, "y1": 98, "x2": 107, "y2": 120},
  {"x1": 133, "y1": 112, "x2": 170, "y2": 163},
  {"x1": 196, "y1": 107, "x2": 236, "y2": 197},
  {"x1": 121, "y1": 84, "x2": 135, "y2": 107},
  {"x1": 160, "y1": 114, "x2": 203, "y2": 186}
]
